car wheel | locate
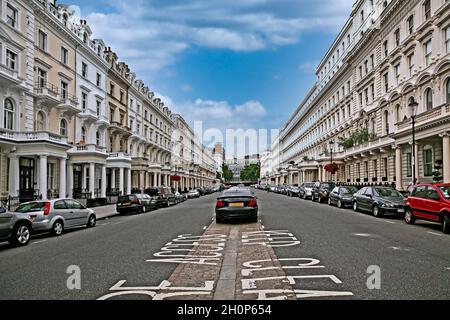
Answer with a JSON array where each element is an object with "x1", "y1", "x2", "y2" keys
[
  {"x1": 87, "y1": 215, "x2": 96, "y2": 228},
  {"x1": 337, "y1": 200, "x2": 343, "y2": 209},
  {"x1": 51, "y1": 220, "x2": 64, "y2": 236},
  {"x1": 10, "y1": 223, "x2": 31, "y2": 246},
  {"x1": 372, "y1": 205, "x2": 383, "y2": 218},
  {"x1": 318, "y1": 196, "x2": 322, "y2": 203},
  {"x1": 443, "y1": 215, "x2": 450, "y2": 234},
  {"x1": 353, "y1": 201, "x2": 358, "y2": 212},
  {"x1": 404, "y1": 208, "x2": 415, "y2": 225}
]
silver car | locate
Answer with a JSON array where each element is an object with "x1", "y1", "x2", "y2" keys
[
  {"x1": 15, "y1": 199, "x2": 96, "y2": 237},
  {"x1": 0, "y1": 205, "x2": 33, "y2": 246}
]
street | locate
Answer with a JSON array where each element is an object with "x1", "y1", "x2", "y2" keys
[{"x1": 1, "y1": 189, "x2": 449, "y2": 300}]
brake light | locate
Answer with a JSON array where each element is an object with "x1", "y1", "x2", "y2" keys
[
  {"x1": 216, "y1": 200, "x2": 225, "y2": 208},
  {"x1": 43, "y1": 202, "x2": 51, "y2": 215},
  {"x1": 248, "y1": 199, "x2": 257, "y2": 207},
  {"x1": 134, "y1": 198, "x2": 141, "y2": 205}
]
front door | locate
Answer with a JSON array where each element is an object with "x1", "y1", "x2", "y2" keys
[
  {"x1": 73, "y1": 166, "x2": 82, "y2": 198},
  {"x1": 19, "y1": 158, "x2": 35, "y2": 203}
]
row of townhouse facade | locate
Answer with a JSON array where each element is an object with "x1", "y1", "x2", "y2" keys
[
  {"x1": 264, "y1": 0, "x2": 450, "y2": 191},
  {"x1": 0, "y1": 0, "x2": 216, "y2": 205}
]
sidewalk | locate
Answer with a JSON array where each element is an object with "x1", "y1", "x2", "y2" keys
[{"x1": 92, "y1": 204, "x2": 119, "y2": 220}]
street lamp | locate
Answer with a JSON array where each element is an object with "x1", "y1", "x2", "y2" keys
[
  {"x1": 408, "y1": 98, "x2": 419, "y2": 185},
  {"x1": 329, "y1": 140, "x2": 334, "y2": 182}
]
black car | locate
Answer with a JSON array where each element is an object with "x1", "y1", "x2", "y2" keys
[
  {"x1": 311, "y1": 182, "x2": 336, "y2": 203},
  {"x1": 352, "y1": 186, "x2": 406, "y2": 217},
  {"x1": 328, "y1": 186, "x2": 359, "y2": 208},
  {"x1": 145, "y1": 187, "x2": 176, "y2": 207},
  {"x1": 116, "y1": 194, "x2": 157, "y2": 214},
  {"x1": 287, "y1": 185, "x2": 300, "y2": 197},
  {"x1": 215, "y1": 188, "x2": 258, "y2": 224}
]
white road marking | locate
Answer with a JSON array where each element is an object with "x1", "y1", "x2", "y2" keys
[
  {"x1": 353, "y1": 233, "x2": 373, "y2": 237},
  {"x1": 203, "y1": 226, "x2": 207, "y2": 231},
  {"x1": 383, "y1": 220, "x2": 396, "y2": 224},
  {"x1": 32, "y1": 240, "x2": 47, "y2": 245},
  {"x1": 427, "y1": 232, "x2": 443, "y2": 237}
]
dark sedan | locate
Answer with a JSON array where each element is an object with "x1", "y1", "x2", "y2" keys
[
  {"x1": 328, "y1": 186, "x2": 359, "y2": 208},
  {"x1": 311, "y1": 182, "x2": 336, "y2": 203},
  {"x1": 215, "y1": 188, "x2": 258, "y2": 224},
  {"x1": 287, "y1": 185, "x2": 300, "y2": 197},
  {"x1": 353, "y1": 186, "x2": 406, "y2": 217},
  {"x1": 117, "y1": 194, "x2": 157, "y2": 214}
]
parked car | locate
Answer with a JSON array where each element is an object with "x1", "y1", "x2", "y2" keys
[
  {"x1": 311, "y1": 182, "x2": 336, "y2": 203},
  {"x1": 404, "y1": 184, "x2": 450, "y2": 234},
  {"x1": 15, "y1": 199, "x2": 96, "y2": 237},
  {"x1": 299, "y1": 183, "x2": 315, "y2": 200},
  {"x1": 216, "y1": 188, "x2": 258, "y2": 223},
  {"x1": 174, "y1": 192, "x2": 185, "y2": 204},
  {"x1": 328, "y1": 186, "x2": 359, "y2": 208},
  {"x1": 187, "y1": 189, "x2": 201, "y2": 199},
  {"x1": 0, "y1": 205, "x2": 33, "y2": 246},
  {"x1": 287, "y1": 185, "x2": 300, "y2": 197},
  {"x1": 145, "y1": 187, "x2": 176, "y2": 207},
  {"x1": 352, "y1": 186, "x2": 406, "y2": 217},
  {"x1": 116, "y1": 194, "x2": 157, "y2": 215}
]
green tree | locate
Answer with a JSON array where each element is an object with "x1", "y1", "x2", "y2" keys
[
  {"x1": 240, "y1": 163, "x2": 261, "y2": 181},
  {"x1": 222, "y1": 164, "x2": 234, "y2": 182}
]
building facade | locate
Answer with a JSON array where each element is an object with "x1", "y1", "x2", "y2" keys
[
  {"x1": 274, "y1": 0, "x2": 450, "y2": 190},
  {"x1": 0, "y1": 0, "x2": 216, "y2": 207}
]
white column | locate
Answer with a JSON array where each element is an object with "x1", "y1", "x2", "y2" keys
[
  {"x1": 81, "y1": 165, "x2": 87, "y2": 190},
  {"x1": 40, "y1": 155, "x2": 48, "y2": 200},
  {"x1": 8, "y1": 155, "x2": 19, "y2": 197},
  {"x1": 60, "y1": 158, "x2": 67, "y2": 198},
  {"x1": 111, "y1": 168, "x2": 116, "y2": 190},
  {"x1": 119, "y1": 167, "x2": 124, "y2": 195},
  {"x1": 101, "y1": 165, "x2": 107, "y2": 198},
  {"x1": 89, "y1": 163, "x2": 95, "y2": 198},
  {"x1": 442, "y1": 134, "x2": 450, "y2": 183},
  {"x1": 395, "y1": 147, "x2": 403, "y2": 190},
  {"x1": 67, "y1": 161, "x2": 73, "y2": 198},
  {"x1": 127, "y1": 168, "x2": 132, "y2": 194}
]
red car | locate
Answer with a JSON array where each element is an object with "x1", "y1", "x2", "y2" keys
[{"x1": 404, "y1": 183, "x2": 450, "y2": 234}]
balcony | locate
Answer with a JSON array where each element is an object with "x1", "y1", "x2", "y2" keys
[
  {"x1": 395, "y1": 105, "x2": 448, "y2": 134},
  {"x1": 107, "y1": 152, "x2": 132, "y2": 167},
  {"x1": 69, "y1": 144, "x2": 108, "y2": 156},
  {"x1": 56, "y1": 93, "x2": 79, "y2": 116},
  {"x1": 0, "y1": 64, "x2": 23, "y2": 86},
  {"x1": 78, "y1": 109, "x2": 99, "y2": 124},
  {"x1": 0, "y1": 129, "x2": 69, "y2": 146},
  {"x1": 34, "y1": 82, "x2": 60, "y2": 105}
]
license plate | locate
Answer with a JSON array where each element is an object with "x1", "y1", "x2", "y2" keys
[
  {"x1": 398, "y1": 209, "x2": 405, "y2": 213},
  {"x1": 230, "y1": 203, "x2": 244, "y2": 207},
  {"x1": 123, "y1": 202, "x2": 131, "y2": 206}
]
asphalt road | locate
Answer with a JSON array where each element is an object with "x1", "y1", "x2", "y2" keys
[
  {"x1": 0, "y1": 190, "x2": 449, "y2": 300},
  {"x1": 255, "y1": 189, "x2": 450, "y2": 300}
]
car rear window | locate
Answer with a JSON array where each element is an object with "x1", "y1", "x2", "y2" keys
[
  {"x1": 439, "y1": 186, "x2": 450, "y2": 199},
  {"x1": 374, "y1": 188, "x2": 403, "y2": 198},
  {"x1": 16, "y1": 202, "x2": 47, "y2": 213},
  {"x1": 145, "y1": 189, "x2": 159, "y2": 196},
  {"x1": 304, "y1": 183, "x2": 314, "y2": 188},
  {"x1": 342, "y1": 187, "x2": 358, "y2": 194},
  {"x1": 119, "y1": 195, "x2": 136, "y2": 202}
]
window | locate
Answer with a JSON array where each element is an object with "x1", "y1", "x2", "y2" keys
[
  {"x1": 96, "y1": 100, "x2": 101, "y2": 116},
  {"x1": 47, "y1": 163, "x2": 56, "y2": 190},
  {"x1": 425, "y1": 88, "x2": 433, "y2": 111},
  {"x1": 383, "y1": 40, "x2": 389, "y2": 57},
  {"x1": 6, "y1": 50, "x2": 17, "y2": 71},
  {"x1": 407, "y1": 53, "x2": 415, "y2": 76},
  {"x1": 383, "y1": 72, "x2": 389, "y2": 92},
  {"x1": 396, "y1": 104, "x2": 402, "y2": 122},
  {"x1": 447, "y1": 79, "x2": 450, "y2": 104},
  {"x1": 395, "y1": 63, "x2": 401, "y2": 84},
  {"x1": 373, "y1": 160, "x2": 378, "y2": 178},
  {"x1": 60, "y1": 119, "x2": 67, "y2": 136},
  {"x1": 96, "y1": 73, "x2": 101, "y2": 87},
  {"x1": 81, "y1": 62, "x2": 88, "y2": 78},
  {"x1": 38, "y1": 30, "x2": 47, "y2": 51},
  {"x1": 120, "y1": 91, "x2": 124, "y2": 103},
  {"x1": 61, "y1": 47, "x2": 68, "y2": 65},
  {"x1": 406, "y1": 153, "x2": 412, "y2": 177},
  {"x1": 407, "y1": 15, "x2": 414, "y2": 35},
  {"x1": 36, "y1": 111, "x2": 46, "y2": 131},
  {"x1": 4, "y1": 98, "x2": 14, "y2": 130},
  {"x1": 424, "y1": 40, "x2": 432, "y2": 66},
  {"x1": 384, "y1": 110, "x2": 390, "y2": 135},
  {"x1": 446, "y1": 26, "x2": 450, "y2": 53},
  {"x1": 110, "y1": 83, "x2": 115, "y2": 96},
  {"x1": 81, "y1": 127, "x2": 86, "y2": 143},
  {"x1": 424, "y1": 0, "x2": 431, "y2": 20},
  {"x1": 37, "y1": 68, "x2": 46, "y2": 88},
  {"x1": 81, "y1": 92, "x2": 87, "y2": 111},
  {"x1": 6, "y1": 4, "x2": 18, "y2": 28},
  {"x1": 423, "y1": 145, "x2": 433, "y2": 176},
  {"x1": 60, "y1": 81, "x2": 68, "y2": 99},
  {"x1": 96, "y1": 131, "x2": 100, "y2": 145},
  {"x1": 382, "y1": 158, "x2": 388, "y2": 178},
  {"x1": 395, "y1": 29, "x2": 400, "y2": 46}
]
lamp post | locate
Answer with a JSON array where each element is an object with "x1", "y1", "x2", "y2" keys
[
  {"x1": 408, "y1": 98, "x2": 419, "y2": 185},
  {"x1": 329, "y1": 140, "x2": 334, "y2": 182}
]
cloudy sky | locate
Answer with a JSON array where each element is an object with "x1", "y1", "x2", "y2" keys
[{"x1": 66, "y1": 0, "x2": 355, "y2": 156}]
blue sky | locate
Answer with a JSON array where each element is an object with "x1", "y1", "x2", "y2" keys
[{"x1": 65, "y1": 0, "x2": 355, "y2": 154}]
